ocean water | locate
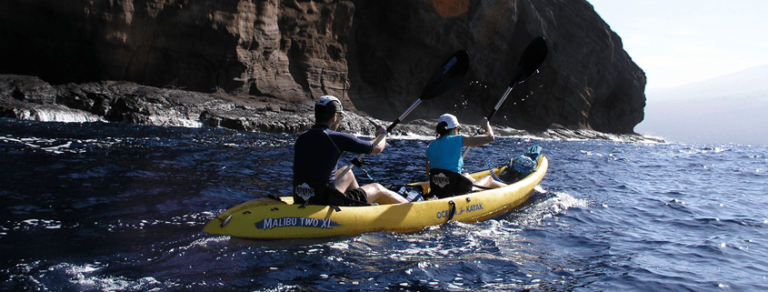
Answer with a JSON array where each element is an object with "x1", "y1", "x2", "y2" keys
[{"x1": 1, "y1": 118, "x2": 767, "y2": 291}]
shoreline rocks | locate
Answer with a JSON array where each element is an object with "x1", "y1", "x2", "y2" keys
[{"x1": 0, "y1": 75, "x2": 663, "y2": 143}]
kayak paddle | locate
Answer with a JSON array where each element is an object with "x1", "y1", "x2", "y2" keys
[
  {"x1": 336, "y1": 50, "x2": 470, "y2": 185},
  {"x1": 462, "y1": 37, "x2": 548, "y2": 159},
  {"x1": 388, "y1": 50, "x2": 470, "y2": 132}
]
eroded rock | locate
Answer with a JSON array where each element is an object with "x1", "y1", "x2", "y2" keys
[{"x1": 0, "y1": 0, "x2": 647, "y2": 135}]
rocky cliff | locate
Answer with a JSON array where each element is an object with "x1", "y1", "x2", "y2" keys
[{"x1": 0, "y1": 0, "x2": 646, "y2": 134}]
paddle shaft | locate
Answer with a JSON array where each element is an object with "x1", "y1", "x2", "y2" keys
[
  {"x1": 461, "y1": 37, "x2": 548, "y2": 160},
  {"x1": 334, "y1": 98, "x2": 422, "y2": 186},
  {"x1": 487, "y1": 85, "x2": 515, "y2": 122},
  {"x1": 461, "y1": 84, "x2": 516, "y2": 159},
  {"x1": 388, "y1": 99, "x2": 423, "y2": 132},
  {"x1": 331, "y1": 50, "x2": 469, "y2": 190},
  {"x1": 460, "y1": 65, "x2": 543, "y2": 159}
]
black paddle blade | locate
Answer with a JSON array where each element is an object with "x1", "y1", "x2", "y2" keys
[
  {"x1": 420, "y1": 50, "x2": 470, "y2": 100},
  {"x1": 508, "y1": 37, "x2": 548, "y2": 87}
]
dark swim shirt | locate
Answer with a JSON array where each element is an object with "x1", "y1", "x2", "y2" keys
[{"x1": 293, "y1": 125, "x2": 374, "y2": 185}]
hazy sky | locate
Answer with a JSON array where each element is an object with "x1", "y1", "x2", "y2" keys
[{"x1": 587, "y1": 0, "x2": 768, "y2": 92}]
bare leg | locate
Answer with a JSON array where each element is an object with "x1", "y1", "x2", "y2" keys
[
  {"x1": 475, "y1": 175, "x2": 507, "y2": 188},
  {"x1": 360, "y1": 183, "x2": 409, "y2": 204},
  {"x1": 464, "y1": 173, "x2": 506, "y2": 189},
  {"x1": 334, "y1": 166, "x2": 360, "y2": 193}
]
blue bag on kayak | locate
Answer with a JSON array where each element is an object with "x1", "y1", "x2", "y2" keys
[
  {"x1": 524, "y1": 144, "x2": 542, "y2": 161},
  {"x1": 497, "y1": 145, "x2": 541, "y2": 183}
]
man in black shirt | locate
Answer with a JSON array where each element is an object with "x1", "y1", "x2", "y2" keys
[{"x1": 293, "y1": 95, "x2": 408, "y2": 206}]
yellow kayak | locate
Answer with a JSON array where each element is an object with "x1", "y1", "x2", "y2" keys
[{"x1": 202, "y1": 155, "x2": 548, "y2": 239}]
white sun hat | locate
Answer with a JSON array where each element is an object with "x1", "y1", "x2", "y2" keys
[{"x1": 438, "y1": 113, "x2": 460, "y2": 129}]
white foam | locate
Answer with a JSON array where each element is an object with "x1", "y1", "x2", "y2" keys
[
  {"x1": 17, "y1": 218, "x2": 63, "y2": 230},
  {"x1": 181, "y1": 235, "x2": 230, "y2": 251},
  {"x1": 509, "y1": 191, "x2": 589, "y2": 227},
  {"x1": 18, "y1": 262, "x2": 172, "y2": 291},
  {"x1": 147, "y1": 110, "x2": 203, "y2": 128},
  {"x1": 1, "y1": 136, "x2": 120, "y2": 155},
  {"x1": 16, "y1": 108, "x2": 103, "y2": 123},
  {"x1": 330, "y1": 242, "x2": 350, "y2": 250}
]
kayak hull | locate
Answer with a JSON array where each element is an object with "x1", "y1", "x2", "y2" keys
[{"x1": 202, "y1": 156, "x2": 548, "y2": 239}]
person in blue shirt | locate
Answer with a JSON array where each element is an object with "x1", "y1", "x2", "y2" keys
[
  {"x1": 425, "y1": 114, "x2": 506, "y2": 195},
  {"x1": 293, "y1": 95, "x2": 408, "y2": 206}
]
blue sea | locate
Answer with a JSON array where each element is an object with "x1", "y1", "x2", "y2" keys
[{"x1": 1, "y1": 117, "x2": 767, "y2": 291}]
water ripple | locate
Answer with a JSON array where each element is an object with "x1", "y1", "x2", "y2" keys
[{"x1": 2, "y1": 119, "x2": 768, "y2": 291}]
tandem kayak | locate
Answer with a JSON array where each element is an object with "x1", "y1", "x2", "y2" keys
[{"x1": 202, "y1": 155, "x2": 548, "y2": 239}]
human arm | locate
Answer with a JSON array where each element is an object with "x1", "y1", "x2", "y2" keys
[
  {"x1": 330, "y1": 129, "x2": 385, "y2": 155},
  {"x1": 462, "y1": 117, "x2": 495, "y2": 147},
  {"x1": 370, "y1": 127, "x2": 387, "y2": 155}
]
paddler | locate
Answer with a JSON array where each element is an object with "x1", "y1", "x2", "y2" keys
[
  {"x1": 292, "y1": 95, "x2": 408, "y2": 206},
  {"x1": 425, "y1": 113, "x2": 507, "y2": 198}
]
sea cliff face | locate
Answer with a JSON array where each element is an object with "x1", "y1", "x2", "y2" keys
[{"x1": 0, "y1": 0, "x2": 646, "y2": 134}]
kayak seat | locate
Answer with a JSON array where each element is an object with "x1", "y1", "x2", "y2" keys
[
  {"x1": 292, "y1": 179, "x2": 369, "y2": 207},
  {"x1": 428, "y1": 168, "x2": 474, "y2": 199}
]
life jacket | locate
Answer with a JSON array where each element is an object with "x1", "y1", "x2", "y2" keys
[{"x1": 428, "y1": 168, "x2": 474, "y2": 199}]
